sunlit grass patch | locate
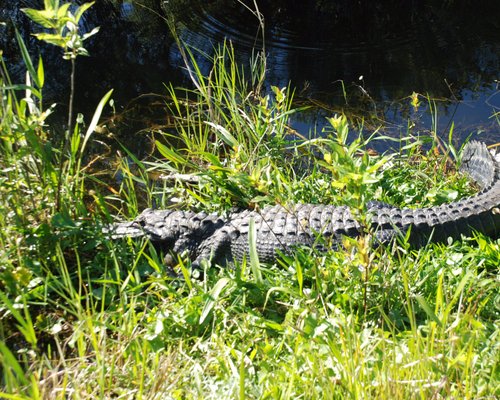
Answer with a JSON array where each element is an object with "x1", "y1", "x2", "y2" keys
[{"x1": 1, "y1": 3, "x2": 499, "y2": 398}]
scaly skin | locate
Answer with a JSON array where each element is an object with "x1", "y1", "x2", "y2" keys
[{"x1": 111, "y1": 141, "x2": 500, "y2": 267}]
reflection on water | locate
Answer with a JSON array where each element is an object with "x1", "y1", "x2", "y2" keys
[
  {"x1": 166, "y1": 0, "x2": 499, "y2": 145},
  {"x1": 1, "y1": 0, "x2": 499, "y2": 148}
]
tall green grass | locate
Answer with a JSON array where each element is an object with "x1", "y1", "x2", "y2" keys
[{"x1": 1, "y1": 4, "x2": 499, "y2": 399}]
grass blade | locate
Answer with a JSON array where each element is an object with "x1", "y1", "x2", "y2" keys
[
  {"x1": 14, "y1": 28, "x2": 40, "y2": 88},
  {"x1": 82, "y1": 89, "x2": 113, "y2": 153},
  {"x1": 248, "y1": 218, "x2": 263, "y2": 285},
  {"x1": 200, "y1": 277, "x2": 231, "y2": 324}
]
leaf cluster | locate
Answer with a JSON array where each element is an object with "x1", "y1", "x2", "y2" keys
[{"x1": 22, "y1": 1, "x2": 99, "y2": 59}]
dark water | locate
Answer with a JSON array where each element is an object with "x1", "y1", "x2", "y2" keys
[{"x1": 1, "y1": 0, "x2": 499, "y2": 151}]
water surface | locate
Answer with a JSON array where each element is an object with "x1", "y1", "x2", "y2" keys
[{"x1": 1, "y1": 0, "x2": 499, "y2": 150}]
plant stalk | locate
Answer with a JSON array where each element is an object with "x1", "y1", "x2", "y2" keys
[
  {"x1": 68, "y1": 57, "x2": 75, "y2": 137},
  {"x1": 55, "y1": 56, "x2": 76, "y2": 211}
]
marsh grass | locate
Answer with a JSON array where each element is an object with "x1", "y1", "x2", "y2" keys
[{"x1": 1, "y1": 9, "x2": 499, "y2": 399}]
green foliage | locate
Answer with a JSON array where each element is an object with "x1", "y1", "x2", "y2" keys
[
  {"x1": 145, "y1": 42, "x2": 301, "y2": 211},
  {"x1": 21, "y1": 0, "x2": 104, "y2": 211},
  {"x1": 0, "y1": 2, "x2": 112, "y2": 298},
  {"x1": 0, "y1": 13, "x2": 498, "y2": 399},
  {"x1": 379, "y1": 135, "x2": 474, "y2": 208},
  {"x1": 22, "y1": 1, "x2": 99, "y2": 60}
]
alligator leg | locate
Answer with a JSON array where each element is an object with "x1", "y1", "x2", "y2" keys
[{"x1": 191, "y1": 226, "x2": 235, "y2": 269}]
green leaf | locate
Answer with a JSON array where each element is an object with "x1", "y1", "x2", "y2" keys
[
  {"x1": 263, "y1": 320, "x2": 284, "y2": 332},
  {"x1": 295, "y1": 257, "x2": 303, "y2": 294},
  {"x1": 0, "y1": 292, "x2": 37, "y2": 347},
  {"x1": 77, "y1": 47, "x2": 90, "y2": 57},
  {"x1": 271, "y1": 85, "x2": 285, "y2": 103},
  {"x1": 37, "y1": 57, "x2": 44, "y2": 88},
  {"x1": 248, "y1": 218, "x2": 263, "y2": 285},
  {"x1": 268, "y1": 108, "x2": 297, "y2": 123},
  {"x1": 70, "y1": 123, "x2": 81, "y2": 157},
  {"x1": 199, "y1": 277, "x2": 231, "y2": 324},
  {"x1": 44, "y1": 0, "x2": 59, "y2": 11},
  {"x1": 33, "y1": 33, "x2": 66, "y2": 48},
  {"x1": 445, "y1": 270, "x2": 474, "y2": 316},
  {"x1": 74, "y1": 1, "x2": 95, "y2": 23},
  {"x1": 56, "y1": 3, "x2": 72, "y2": 20},
  {"x1": 199, "y1": 151, "x2": 223, "y2": 167},
  {"x1": 205, "y1": 121, "x2": 239, "y2": 148},
  {"x1": 82, "y1": 89, "x2": 114, "y2": 153},
  {"x1": 156, "y1": 141, "x2": 187, "y2": 165},
  {"x1": 0, "y1": 341, "x2": 29, "y2": 387},
  {"x1": 415, "y1": 295, "x2": 442, "y2": 327},
  {"x1": 0, "y1": 392, "x2": 32, "y2": 400},
  {"x1": 2, "y1": 84, "x2": 42, "y2": 100},
  {"x1": 21, "y1": 8, "x2": 56, "y2": 29},
  {"x1": 82, "y1": 26, "x2": 100, "y2": 41},
  {"x1": 14, "y1": 28, "x2": 40, "y2": 88}
]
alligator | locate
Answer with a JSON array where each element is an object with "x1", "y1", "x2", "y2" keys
[{"x1": 111, "y1": 141, "x2": 500, "y2": 268}]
